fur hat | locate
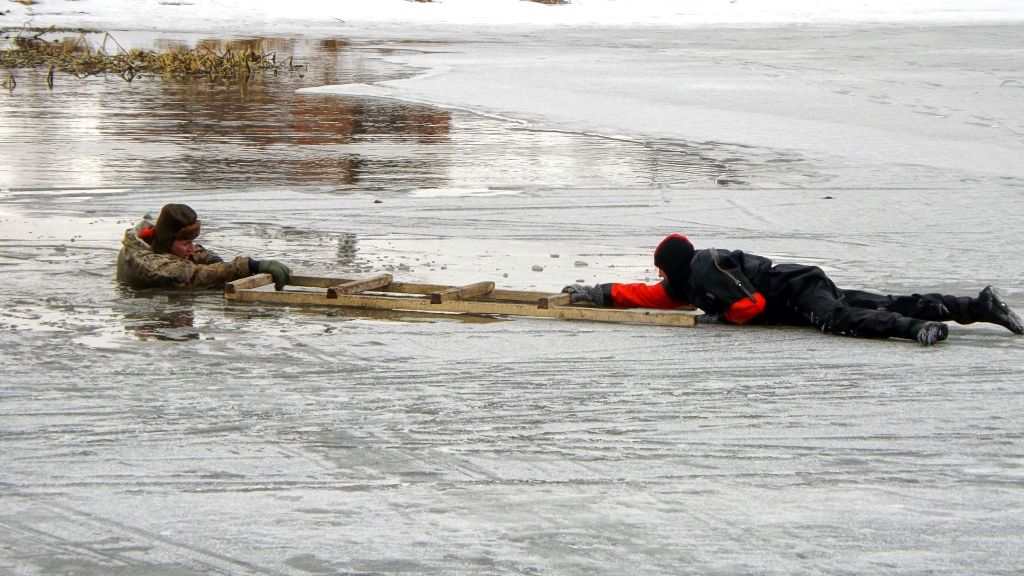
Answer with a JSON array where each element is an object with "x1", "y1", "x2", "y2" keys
[
  {"x1": 151, "y1": 204, "x2": 201, "y2": 254},
  {"x1": 654, "y1": 234, "x2": 695, "y2": 299}
]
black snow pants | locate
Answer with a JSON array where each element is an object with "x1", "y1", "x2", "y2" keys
[{"x1": 758, "y1": 264, "x2": 979, "y2": 341}]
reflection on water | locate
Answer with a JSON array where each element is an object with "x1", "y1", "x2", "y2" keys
[
  {"x1": 123, "y1": 308, "x2": 200, "y2": 341},
  {"x1": 113, "y1": 287, "x2": 205, "y2": 341},
  {"x1": 0, "y1": 35, "x2": 821, "y2": 192},
  {"x1": 336, "y1": 232, "x2": 358, "y2": 267},
  {"x1": 0, "y1": 36, "x2": 452, "y2": 189}
]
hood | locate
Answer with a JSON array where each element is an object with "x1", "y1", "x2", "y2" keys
[{"x1": 654, "y1": 234, "x2": 696, "y2": 301}]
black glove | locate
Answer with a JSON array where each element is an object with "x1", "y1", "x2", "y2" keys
[
  {"x1": 695, "y1": 313, "x2": 722, "y2": 324},
  {"x1": 562, "y1": 284, "x2": 604, "y2": 306},
  {"x1": 249, "y1": 258, "x2": 291, "y2": 291}
]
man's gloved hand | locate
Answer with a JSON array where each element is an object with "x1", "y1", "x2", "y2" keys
[
  {"x1": 695, "y1": 313, "x2": 722, "y2": 324},
  {"x1": 562, "y1": 284, "x2": 604, "y2": 306},
  {"x1": 250, "y1": 258, "x2": 291, "y2": 291}
]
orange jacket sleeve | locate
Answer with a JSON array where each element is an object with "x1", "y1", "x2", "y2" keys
[
  {"x1": 609, "y1": 282, "x2": 688, "y2": 309},
  {"x1": 723, "y1": 292, "x2": 766, "y2": 324}
]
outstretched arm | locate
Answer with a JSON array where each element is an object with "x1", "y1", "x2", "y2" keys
[
  {"x1": 563, "y1": 282, "x2": 688, "y2": 309},
  {"x1": 132, "y1": 254, "x2": 251, "y2": 289},
  {"x1": 609, "y1": 282, "x2": 687, "y2": 309}
]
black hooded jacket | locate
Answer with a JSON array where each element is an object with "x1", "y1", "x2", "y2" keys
[{"x1": 683, "y1": 248, "x2": 772, "y2": 316}]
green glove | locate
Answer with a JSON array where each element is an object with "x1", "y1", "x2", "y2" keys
[{"x1": 257, "y1": 259, "x2": 291, "y2": 291}]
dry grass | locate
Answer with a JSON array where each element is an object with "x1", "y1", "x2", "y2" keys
[{"x1": 0, "y1": 28, "x2": 290, "y2": 84}]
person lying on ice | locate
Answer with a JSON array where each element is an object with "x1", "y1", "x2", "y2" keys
[
  {"x1": 117, "y1": 203, "x2": 291, "y2": 290},
  {"x1": 562, "y1": 234, "x2": 1023, "y2": 346}
]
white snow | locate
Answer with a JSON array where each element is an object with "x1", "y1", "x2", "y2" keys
[{"x1": 9, "y1": 0, "x2": 1024, "y2": 30}]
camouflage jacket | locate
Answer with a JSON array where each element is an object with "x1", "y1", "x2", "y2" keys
[{"x1": 116, "y1": 219, "x2": 252, "y2": 290}]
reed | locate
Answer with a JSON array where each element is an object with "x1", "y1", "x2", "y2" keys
[{"x1": 1, "y1": 28, "x2": 289, "y2": 84}]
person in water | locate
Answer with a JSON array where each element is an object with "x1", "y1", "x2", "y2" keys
[
  {"x1": 563, "y1": 234, "x2": 1023, "y2": 346},
  {"x1": 117, "y1": 203, "x2": 291, "y2": 290}
]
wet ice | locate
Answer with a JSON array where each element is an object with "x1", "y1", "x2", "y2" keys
[{"x1": 2, "y1": 7, "x2": 1024, "y2": 576}]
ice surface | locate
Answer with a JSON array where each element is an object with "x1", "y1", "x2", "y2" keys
[{"x1": 1, "y1": 1, "x2": 1024, "y2": 575}]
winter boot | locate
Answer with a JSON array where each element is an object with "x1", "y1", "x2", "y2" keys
[
  {"x1": 915, "y1": 322, "x2": 949, "y2": 346},
  {"x1": 976, "y1": 286, "x2": 1024, "y2": 334}
]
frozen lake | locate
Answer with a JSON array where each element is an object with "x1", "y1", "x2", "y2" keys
[{"x1": 2, "y1": 15, "x2": 1023, "y2": 576}]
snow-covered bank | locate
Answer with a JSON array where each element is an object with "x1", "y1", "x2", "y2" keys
[{"x1": 6, "y1": 0, "x2": 1024, "y2": 34}]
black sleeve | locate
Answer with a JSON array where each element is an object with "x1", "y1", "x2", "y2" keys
[{"x1": 600, "y1": 283, "x2": 615, "y2": 307}]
